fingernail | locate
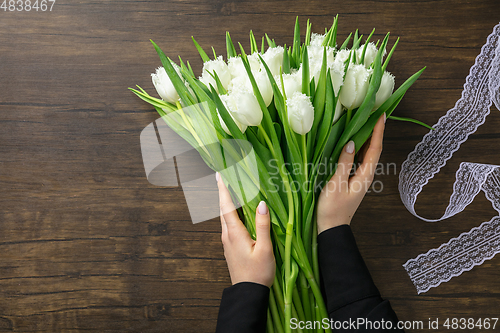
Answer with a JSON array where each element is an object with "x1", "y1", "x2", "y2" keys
[
  {"x1": 216, "y1": 172, "x2": 220, "y2": 182},
  {"x1": 257, "y1": 201, "x2": 268, "y2": 215},
  {"x1": 383, "y1": 113, "x2": 387, "y2": 123},
  {"x1": 346, "y1": 141, "x2": 355, "y2": 154}
]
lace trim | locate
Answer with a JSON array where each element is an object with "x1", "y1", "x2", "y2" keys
[{"x1": 400, "y1": 22, "x2": 500, "y2": 294}]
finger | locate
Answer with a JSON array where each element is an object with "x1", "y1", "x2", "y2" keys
[
  {"x1": 217, "y1": 172, "x2": 240, "y2": 226},
  {"x1": 329, "y1": 140, "x2": 356, "y2": 192},
  {"x1": 356, "y1": 139, "x2": 370, "y2": 165},
  {"x1": 352, "y1": 114, "x2": 385, "y2": 183},
  {"x1": 216, "y1": 172, "x2": 249, "y2": 242},
  {"x1": 220, "y1": 211, "x2": 228, "y2": 243},
  {"x1": 254, "y1": 201, "x2": 272, "y2": 251}
]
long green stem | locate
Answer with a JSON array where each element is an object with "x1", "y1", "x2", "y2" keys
[
  {"x1": 267, "y1": 309, "x2": 275, "y2": 333},
  {"x1": 269, "y1": 286, "x2": 285, "y2": 333},
  {"x1": 346, "y1": 108, "x2": 353, "y2": 125},
  {"x1": 312, "y1": 220, "x2": 320, "y2": 284},
  {"x1": 284, "y1": 225, "x2": 296, "y2": 333},
  {"x1": 273, "y1": 275, "x2": 285, "y2": 313},
  {"x1": 299, "y1": 272, "x2": 312, "y2": 333},
  {"x1": 291, "y1": 236, "x2": 332, "y2": 333},
  {"x1": 315, "y1": 305, "x2": 323, "y2": 333},
  {"x1": 292, "y1": 286, "x2": 306, "y2": 323},
  {"x1": 302, "y1": 134, "x2": 308, "y2": 179},
  {"x1": 308, "y1": 291, "x2": 315, "y2": 330},
  {"x1": 291, "y1": 304, "x2": 304, "y2": 333},
  {"x1": 258, "y1": 123, "x2": 297, "y2": 333}
]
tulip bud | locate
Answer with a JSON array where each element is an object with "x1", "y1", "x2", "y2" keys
[
  {"x1": 254, "y1": 72, "x2": 273, "y2": 107},
  {"x1": 228, "y1": 56, "x2": 247, "y2": 79},
  {"x1": 261, "y1": 46, "x2": 284, "y2": 77},
  {"x1": 357, "y1": 43, "x2": 377, "y2": 67},
  {"x1": 277, "y1": 70, "x2": 302, "y2": 99},
  {"x1": 218, "y1": 94, "x2": 248, "y2": 135},
  {"x1": 306, "y1": 45, "x2": 336, "y2": 85},
  {"x1": 228, "y1": 54, "x2": 262, "y2": 80},
  {"x1": 247, "y1": 53, "x2": 262, "y2": 72},
  {"x1": 229, "y1": 70, "x2": 273, "y2": 107},
  {"x1": 339, "y1": 64, "x2": 371, "y2": 110},
  {"x1": 374, "y1": 71, "x2": 395, "y2": 109},
  {"x1": 224, "y1": 87, "x2": 263, "y2": 127},
  {"x1": 307, "y1": 45, "x2": 323, "y2": 82},
  {"x1": 358, "y1": 42, "x2": 386, "y2": 68},
  {"x1": 199, "y1": 56, "x2": 231, "y2": 92},
  {"x1": 332, "y1": 99, "x2": 344, "y2": 123},
  {"x1": 334, "y1": 49, "x2": 351, "y2": 65},
  {"x1": 286, "y1": 92, "x2": 314, "y2": 135},
  {"x1": 329, "y1": 60, "x2": 345, "y2": 96},
  {"x1": 310, "y1": 33, "x2": 326, "y2": 46},
  {"x1": 152, "y1": 66, "x2": 180, "y2": 104}
]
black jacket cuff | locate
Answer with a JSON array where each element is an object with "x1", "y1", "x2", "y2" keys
[{"x1": 215, "y1": 282, "x2": 270, "y2": 333}]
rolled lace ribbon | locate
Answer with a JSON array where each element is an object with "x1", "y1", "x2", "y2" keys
[{"x1": 400, "y1": 22, "x2": 500, "y2": 294}]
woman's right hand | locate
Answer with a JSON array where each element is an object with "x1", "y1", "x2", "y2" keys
[{"x1": 316, "y1": 114, "x2": 386, "y2": 234}]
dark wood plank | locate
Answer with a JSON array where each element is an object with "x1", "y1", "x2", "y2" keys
[{"x1": 1, "y1": 0, "x2": 499, "y2": 331}]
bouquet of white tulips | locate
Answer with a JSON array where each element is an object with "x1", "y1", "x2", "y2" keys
[{"x1": 131, "y1": 16, "x2": 428, "y2": 333}]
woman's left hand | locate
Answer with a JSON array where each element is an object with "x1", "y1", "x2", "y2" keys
[{"x1": 217, "y1": 173, "x2": 276, "y2": 288}]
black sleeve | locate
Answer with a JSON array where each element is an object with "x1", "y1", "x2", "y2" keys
[
  {"x1": 215, "y1": 281, "x2": 270, "y2": 333},
  {"x1": 317, "y1": 225, "x2": 403, "y2": 332}
]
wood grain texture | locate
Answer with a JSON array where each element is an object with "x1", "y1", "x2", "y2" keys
[{"x1": 0, "y1": 0, "x2": 499, "y2": 331}]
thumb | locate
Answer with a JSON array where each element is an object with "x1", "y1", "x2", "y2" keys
[{"x1": 255, "y1": 201, "x2": 272, "y2": 250}]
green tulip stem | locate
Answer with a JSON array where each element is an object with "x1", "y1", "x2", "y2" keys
[
  {"x1": 267, "y1": 309, "x2": 275, "y2": 333},
  {"x1": 291, "y1": 305, "x2": 304, "y2": 333},
  {"x1": 302, "y1": 134, "x2": 308, "y2": 181},
  {"x1": 346, "y1": 108, "x2": 353, "y2": 126},
  {"x1": 315, "y1": 305, "x2": 322, "y2": 333},
  {"x1": 269, "y1": 286, "x2": 285, "y2": 333},
  {"x1": 284, "y1": 260, "x2": 299, "y2": 333},
  {"x1": 312, "y1": 219, "x2": 320, "y2": 284},
  {"x1": 292, "y1": 284, "x2": 306, "y2": 323},
  {"x1": 299, "y1": 272, "x2": 312, "y2": 326},
  {"x1": 273, "y1": 274, "x2": 285, "y2": 313},
  {"x1": 291, "y1": 235, "x2": 332, "y2": 333},
  {"x1": 257, "y1": 124, "x2": 296, "y2": 333}
]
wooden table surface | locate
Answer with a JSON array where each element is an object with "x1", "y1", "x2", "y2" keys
[{"x1": 1, "y1": 0, "x2": 499, "y2": 332}]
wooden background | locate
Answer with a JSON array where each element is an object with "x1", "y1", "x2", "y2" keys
[{"x1": 1, "y1": 0, "x2": 499, "y2": 332}]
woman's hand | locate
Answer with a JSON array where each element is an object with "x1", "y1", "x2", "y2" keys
[
  {"x1": 217, "y1": 173, "x2": 276, "y2": 288},
  {"x1": 317, "y1": 114, "x2": 386, "y2": 234}
]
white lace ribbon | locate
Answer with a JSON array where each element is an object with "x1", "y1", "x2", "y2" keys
[{"x1": 400, "y1": 22, "x2": 500, "y2": 294}]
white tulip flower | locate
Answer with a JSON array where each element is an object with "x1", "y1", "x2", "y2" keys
[
  {"x1": 332, "y1": 99, "x2": 344, "y2": 123},
  {"x1": 218, "y1": 94, "x2": 248, "y2": 135},
  {"x1": 152, "y1": 66, "x2": 181, "y2": 104},
  {"x1": 357, "y1": 42, "x2": 385, "y2": 68},
  {"x1": 228, "y1": 54, "x2": 261, "y2": 80},
  {"x1": 228, "y1": 56, "x2": 247, "y2": 79},
  {"x1": 286, "y1": 92, "x2": 314, "y2": 135},
  {"x1": 339, "y1": 64, "x2": 371, "y2": 110},
  {"x1": 262, "y1": 46, "x2": 284, "y2": 77},
  {"x1": 374, "y1": 71, "x2": 395, "y2": 109},
  {"x1": 277, "y1": 70, "x2": 302, "y2": 99},
  {"x1": 334, "y1": 49, "x2": 351, "y2": 65},
  {"x1": 329, "y1": 60, "x2": 345, "y2": 96},
  {"x1": 247, "y1": 53, "x2": 262, "y2": 72},
  {"x1": 199, "y1": 56, "x2": 231, "y2": 92},
  {"x1": 224, "y1": 87, "x2": 263, "y2": 127},
  {"x1": 310, "y1": 33, "x2": 326, "y2": 47},
  {"x1": 229, "y1": 70, "x2": 273, "y2": 107},
  {"x1": 254, "y1": 72, "x2": 273, "y2": 107},
  {"x1": 306, "y1": 45, "x2": 335, "y2": 84}
]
